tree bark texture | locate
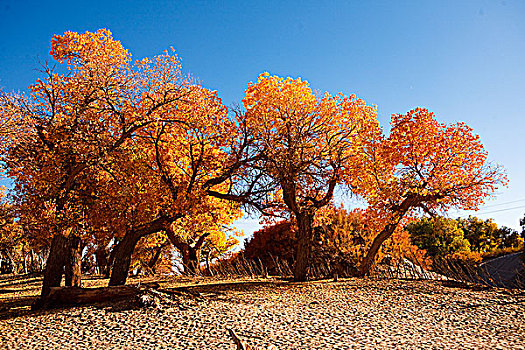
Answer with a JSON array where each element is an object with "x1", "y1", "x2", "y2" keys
[
  {"x1": 108, "y1": 232, "x2": 142, "y2": 286},
  {"x1": 33, "y1": 285, "x2": 140, "y2": 310},
  {"x1": 147, "y1": 245, "x2": 164, "y2": 274},
  {"x1": 105, "y1": 244, "x2": 118, "y2": 278},
  {"x1": 64, "y1": 234, "x2": 82, "y2": 287},
  {"x1": 182, "y1": 245, "x2": 202, "y2": 274},
  {"x1": 357, "y1": 223, "x2": 399, "y2": 276},
  {"x1": 109, "y1": 216, "x2": 169, "y2": 286},
  {"x1": 41, "y1": 234, "x2": 69, "y2": 297},
  {"x1": 358, "y1": 199, "x2": 413, "y2": 276},
  {"x1": 4, "y1": 250, "x2": 17, "y2": 274},
  {"x1": 293, "y1": 213, "x2": 314, "y2": 282},
  {"x1": 165, "y1": 227, "x2": 209, "y2": 275}
]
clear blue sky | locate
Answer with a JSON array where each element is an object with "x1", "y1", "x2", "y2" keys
[{"x1": 1, "y1": 0, "x2": 524, "y2": 234}]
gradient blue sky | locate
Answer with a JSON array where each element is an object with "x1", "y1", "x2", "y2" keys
[{"x1": 1, "y1": 0, "x2": 524, "y2": 235}]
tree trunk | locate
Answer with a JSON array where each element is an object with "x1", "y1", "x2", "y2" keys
[
  {"x1": 34, "y1": 285, "x2": 140, "y2": 310},
  {"x1": 30, "y1": 249, "x2": 35, "y2": 273},
  {"x1": 22, "y1": 246, "x2": 27, "y2": 274},
  {"x1": 294, "y1": 213, "x2": 314, "y2": 282},
  {"x1": 358, "y1": 203, "x2": 412, "y2": 276},
  {"x1": 95, "y1": 244, "x2": 109, "y2": 275},
  {"x1": 165, "y1": 227, "x2": 209, "y2": 275},
  {"x1": 41, "y1": 234, "x2": 69, "y2": 297},
  {"x1": 175, "y1": 245, "x2": 191, "y2": 274},
  {"x1": 204, "y1": 250, "x2": 212, "y2": 276},
  {"x1": 357, "y1": 223, "x2": 399, "y2": 277},
  {"x1": 357, "y1": 192, "x2": 424, "y2": 278},
  {"x1": 30, "y1": 249, "x2": 42, "y2": 273},
  {"x1": 183, "y1": 247, "x2": 200, "y2": 275},
  {"x1": 105, "y1": 243, "x2": 118, "y2": 278},
  {"x1": 109, "y1": 215, "x2": 170, "y2": 286},
  {"x1": 5, "y1": 249, "x2": 17, "y2": 275},
  {"x1": 108, "y1": 231, "x2": 142, "y2": 286},
  {"x1": 147, "y1": 245, "x2": 164, "y2": 274},
  {"x1": 0, "y1": 251, "x2": 5, "y2": 274},
  {"x1": 64, "y1": 234, "x2": 82, "y2": 287}
]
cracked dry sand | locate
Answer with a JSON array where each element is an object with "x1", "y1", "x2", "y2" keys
[{"x1": 1, "y1": 278, "x2": 524, "y2": 349}]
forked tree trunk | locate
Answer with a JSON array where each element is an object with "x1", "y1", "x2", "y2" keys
[
  {"x1": 294, "y1": 213, "x2": 314, "y2": 282},
  {"x1": 165, "y1": 227, "x2": 209, "y2": 275},
  {"x1": 65, "y1": 234, "x2": 82, "y2": 287},
  {"x1": 204, "y1": 250, "x2": 212, "y2": 276},
  {"x1": 178, "y1": 247, "x2": 190, "y2": 273},
  {"x1": 176, "y1": 242, "x2": 200, "y2": 275},
  {"x1": 41, "y1": 234, "x2": 69, "y2": 297}
]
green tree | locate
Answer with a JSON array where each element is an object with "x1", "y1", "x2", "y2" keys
[
  {"x1": 457, "y1": 216, "x2": 500, "y2": 253},
  {"x1": 497, "y1": 226, "x2": 523, "y2": 249},
  {"x1": 406, "y1": 216, "x2": 471, "y2": 259},
  {"x1": 520, "y1": 214, "x2": 525, "y2": 238}
]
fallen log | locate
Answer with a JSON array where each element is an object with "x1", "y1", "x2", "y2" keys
[
  {"x1": 32, "y1": 285, "x2": 140, "y2": 310},
  {"x1": 227, "y1": 328, "x2": 278, "y2": 350},
  {"x1": 228, "y1": 328, "x2": 249, "y2": 350}
]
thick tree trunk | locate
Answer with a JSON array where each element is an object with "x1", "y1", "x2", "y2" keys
[
  {"x1": 41, "y1": 234, "x2": 69, "y2": 297},
  {"x1": 188, "y1": 247, "x2": 201, "y2": 274},
  {"x1": 358, "y1": 202, "x2": 412, "y2": 276},
  {"x1": 204, "y1": 250, "x2": 212, "y2": 276},
  {"x1": 181, "y1": 247, "x2": 199, "y2": 275},
  {"x1": 357, "y1": 223, "x2": 399, "y2": 277},
  {"x1": 294, "y1": 213, "x2": 314, "y2": 282},
  {"x1": 34, "y1": 285, "x2": 140, "y2": 310},
  {"x1": 108, "y1": 231, "x2": 142, "y2": 286},
  {"x1": 64, "y1": 234, "x2": 82, "y2": 287},
  {"x1": 109, "y1": 216, "x2": 170, "y2": 286}
]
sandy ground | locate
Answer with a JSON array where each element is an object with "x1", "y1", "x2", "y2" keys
[{"x1": 0, "y1": 276, "x2": 524, "y2": 349}]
